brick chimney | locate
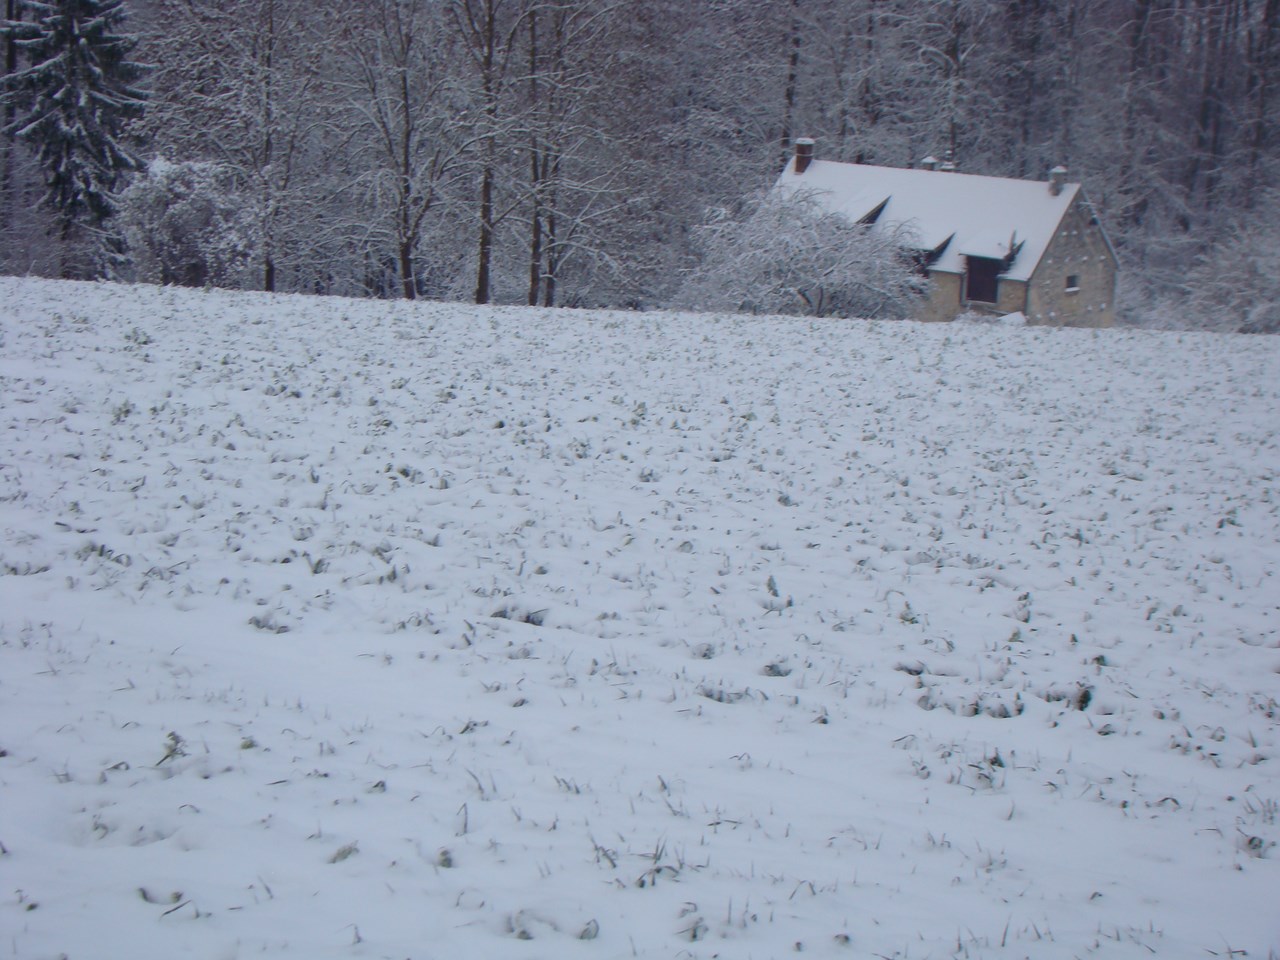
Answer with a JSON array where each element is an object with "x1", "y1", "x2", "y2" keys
[
  {"x1": 794, "y1": 138, "x2": 815, "y2": 175},
  {"x1": 1049, "y1": 165, "x2": 1067, "y2": 196}
]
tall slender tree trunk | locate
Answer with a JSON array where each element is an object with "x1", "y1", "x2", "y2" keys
[
  {"x1": 1009, "y1": 0, "x2": 1042, "y2": 177},
  {"x1": 399, "y1": 52, "x2": 418, "y2": 300},
  {"x1": 262, "y1": 184, "x2": 276, "y2": 291},
  {"x1": 542, "y1": 147, "x2": 559, "y2": 307},
  {"x1": 1120, "y1": 0, "x2": 1155, "y2": 233},
  {"x1": 472, "y1": 0, "x2": 499, "y2": 305},
  {"x1": 944, "y1": 2, "x2": 965, "y2": 164},
  {"x1": 543, "y1": 202, "x2": 557, "y2": 307},
  {"x1": 779, "y1": 0, "x2": 802, "y2": 169},
  {"x1": 856, "y1": 4, "x2": 879, "y2": 164},
  {"x1": 261, "y1": 0, "x2": 279, "y2": 292},
  {"x1": 58, "y1": 219, "x2": 71, "y2": 278},
  {"x1": 526, "y1": 5, "x2": 542, "y2": 306},
  {"x1": 1056, "y1": 1, "x2": 1080, "y2": 169},
  {"x1": 476, "y1": 143, "x2": 495, "y2": 303},
  {"x1": 399, "y1": 239, "x2": 416, "y2": 300},
  {"x1": 1183, "y1": 0, "x2": 1232, "y2": 224},
  {"x1": 2, "y1": 0, "x2": 21, "y2": 233},
  {"x1": 527, "y1": 204, "x2": 542, "y2": 304},
  {"x1": 1243, "y1": 0, "x2": 1277, "y2": 203}
]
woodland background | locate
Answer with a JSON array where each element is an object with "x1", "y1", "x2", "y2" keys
[{"x1": 2, "y1": 0, "x2": 1277, "y2": 329}]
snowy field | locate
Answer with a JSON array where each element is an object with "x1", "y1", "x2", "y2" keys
[{"x1": 1, "y1": 277, "x2": 1278, "y2": 960}]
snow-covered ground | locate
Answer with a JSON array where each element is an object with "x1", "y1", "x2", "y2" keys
[{"x1": 1, "y1": 277, "x2": 1277, "y2": 960}]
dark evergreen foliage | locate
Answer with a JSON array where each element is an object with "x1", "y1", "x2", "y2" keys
[{"x1": 1, "y1": 0, "x2": 146, "y2": 256}]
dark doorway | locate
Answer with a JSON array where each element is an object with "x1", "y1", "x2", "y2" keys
[{"x1": 965, "y1": 256, "x2": 1001, "y2": 303}]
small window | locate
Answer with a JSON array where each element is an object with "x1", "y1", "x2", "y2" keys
[{"x1": 1065, "y1": 275, "x2": 1080, "y2": 292}]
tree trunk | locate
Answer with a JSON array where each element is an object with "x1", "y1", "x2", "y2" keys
[
  {"x1": 526, "y1": 5, "x2": 542, "y2": 306},
  {"x1": 1243, "y1": 0, "x2": 1277, "y2": 203},
  {"x1": 475, "y1": 156, "x2": 494, "y2": 303},
  {"x1": 944, "y1": 2, "x2": 965, "y2": 164},
  {"x1": 399, "y1": 240, "x2": 416, "y2": 300},
  {"x1": 1, "y1": 0, "x2": 18, "y2": 232},
  {"x1": 399, "y1": 51, "x2": 417, "y2": 300},
  {"x1": 1120, "y1": 0, "x2": 1156, "y2": 233},
  {"x1": 1183, "y1": 0, "x2": 1232, "y2": 224},
  {"x1": 856, "y1": 4, "x2": 879, "y2": 163},
  {"x1": 471, "y1": 0, "x2": 501, "y2": 305},
  {"x1": 58, "y1": 217, "x2": 74, "y2": 279},
  {"x1": 779, "y1": 0, "x2": 802, "y2": 169},
  {"x1": 543, "y1": 206, "x2": 557, "y2": 307},
  {"x1": 1009, "y1": 0, "x2": 1042, "y2": 177}
]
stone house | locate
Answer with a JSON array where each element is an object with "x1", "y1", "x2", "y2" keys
[{"x1": 778, "y1": 140, "x2": 1119, "y2": 326}]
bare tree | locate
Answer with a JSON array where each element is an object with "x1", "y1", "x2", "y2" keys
[
  {"x1": 340, "y1": 0, "x2": 471, "y2": 299},
  {"x1": 143, "y1": 0, "x2": 329, "y2": 292},
  {"x1": 519, "y1": 0, "x2": 631, "y2": 307},
  {"x1": 450, "y1": 0, "x2": 530, "y2": 304}
]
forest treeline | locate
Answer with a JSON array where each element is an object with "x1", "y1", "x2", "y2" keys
[{"x1": 2, "y1": 0, "x2": 1277, "y2": 328}]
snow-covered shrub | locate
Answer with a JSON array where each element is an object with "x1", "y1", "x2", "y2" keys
[
  {"x1": 681, "y1": 189, "x2": 924, "y2": 319},
  {"x1": 1183, "y1": 200, "x2": 1280, "y2": 334},
  {"x1": 115, "y1": 159, "x2": 257, "y2": 288}
]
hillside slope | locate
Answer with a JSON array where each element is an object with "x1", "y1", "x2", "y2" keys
[{"x1": 1, "y1": 278, "x2": 1278, "y2": 959}]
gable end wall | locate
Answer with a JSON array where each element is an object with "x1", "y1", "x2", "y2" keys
[{"x1": 1026, "y1": 198, "x2": 1117, "y2": 327}]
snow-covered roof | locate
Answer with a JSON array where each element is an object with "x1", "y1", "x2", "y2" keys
[{"x1": 776, "y1": 157, "x2": 1079, "y2": 282}]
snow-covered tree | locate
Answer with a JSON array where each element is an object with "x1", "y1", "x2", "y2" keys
[
  {"x1": 142, "y1": 0, "x2": 329, "y2": 293},
  {"x1": 339, "y1": 0, "x2": 470, "y2": 301},
  {"x1": 114, "y1": 158, "x2": 256, "y2": 288},
  {"x1": 516, "y1": 0, "x2": 631, "y2": 307},
  {"x1": 449, "y1": 0, "x2": 532, "y2": 305},
  {"x1": 682, "y1": 189, "x2": 924, "y2": 320},
  {"x1": 1177, "y1": 191, "x2": 1280, "y2": 333},
  {"x1": 0, "y1": 0, "x2": 145, "y2": 271},
  {"x1": 1, "y1": 0, "x2": 24, "y2": 230}
]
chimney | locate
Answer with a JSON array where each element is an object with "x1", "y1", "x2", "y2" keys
[
  {"x1": 920, "y1": 155, "x2": 939, "y2": 171},
  {"x1": 1049, "y1": 165, "x2": 1067, "y2": 196},
  {"x1": 794, "y1": 138, "x2": 815, "y2": 175}
]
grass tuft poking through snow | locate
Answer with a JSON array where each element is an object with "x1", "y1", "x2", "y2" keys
[{"x1": 1, "y1": 277, "x2": 1278, "y2": 958}]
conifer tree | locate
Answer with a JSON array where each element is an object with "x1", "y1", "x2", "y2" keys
[{"x1": 1, "y1": 0, "x2": 146, "y2": 271}]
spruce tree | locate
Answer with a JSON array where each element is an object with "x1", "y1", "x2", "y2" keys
[{"x1": 1, "y1": 0, "x2": 145, "y2": 272}]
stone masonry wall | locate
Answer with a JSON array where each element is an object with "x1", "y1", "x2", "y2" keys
[
  {"x1": 919, "y1": 272, "x2": 964, "y2": 322},
  {"x1": 1026, "y1": 196, "x2": 1117, "y2": 327},
  {"x1": 920, "y1": 271, "x2": 1028, "y2": 322}
]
